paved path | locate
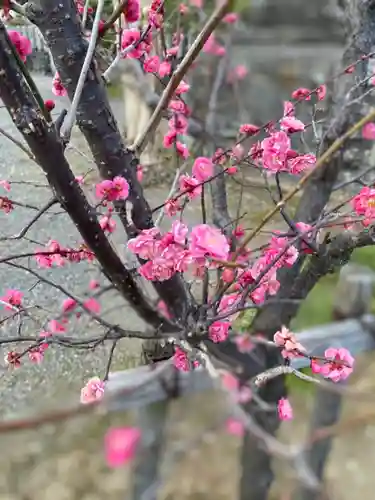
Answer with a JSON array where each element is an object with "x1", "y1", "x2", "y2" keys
[{"x1": 0, "y1": 75, "x2": 152, "y2": 418}]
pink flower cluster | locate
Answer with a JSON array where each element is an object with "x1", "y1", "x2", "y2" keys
[
  {"x1": 62, "y1": 296, "x2": 101, "y2": 316},
  {"x1": 248, "y1": 101, "x2": 316, "y2": 175},
  {"x1": 0, "y1": 289, "x2": 23, "y2": 311},
  {"x1": 351, "y1": 186, "x2": 375, "y2": 226},
  {"x1": 7, "y1": 30, "x2": 32, "y2": 62},
  {"x1": 80, "y1": 376, "x2": 105, "y2": 404},
  {"x1": 52, "y1": 72, "x2": 67, "y2": 97},
  {"x1": 278, "y1": 398, "x2": 293, "y2": 421},
  {"x1": 121, "y1": 29, "x2": 152, "y2": 59},
  {"x1": 274, "y1": 326, "x2": 305, "y2": 359},
  {"x1": 0, "y1": 195, "x2": 13, "y2": 213},
  {"x1": 311, "y1": 348, "x2": 354, "y2": 382},
  {"x1": 163, "y1": 82, "x2": 191, "y2": 161},
  {"x1": 245, "y1": 235, "x2": 299, "y2": 304},
  {"x1": 274, "y1": 327, "x2": 355, "y2": 384},
  {"x1": 203, "y1": 35, "x2": 226, "y2": 56},
  {"x1": 123, "y1": 0, "x2": 140, "y2": 23},
  {"x1": 128, "y1": 222, "x2": 230, "y2": 281},
  {"x1": 95, "y1": 176, "x2": 129, "y2": 202},
  {"x1": 35, "y1": 240, "x2": 94, "y2": 268}
]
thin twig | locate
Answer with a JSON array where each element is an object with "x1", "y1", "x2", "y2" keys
[
  {"x1": 61, "y1": 0, "x2": 105, "y2": 141},
  {"x1": 234, "y1": 107, "x2": 375, "y2": 258},
  {"x1": 131, "y1": 0, "x2": 232, "y2": 155}
]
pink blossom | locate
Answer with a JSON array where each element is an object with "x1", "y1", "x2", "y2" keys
[
  {"x1": 143, "y1": 55, "x2": 160, "y2": 73},
  {"x1": 123, "y1": 0, "x2": 140, "y2": 22},
  {"x1": 175, "y1": 141, "x2": 190, "y2": 159},
  {"x1": 112, "y1": 176, "x2": 130, "y2": 199},
  {"x1": 288, "y1": 153, "x2": 316, "y2": 175},
  {"x1": 317, "y1": 347, "x2": 354, "y2": 382},
  {"x1": 221, "y1": 372, "x2": 252, "y2": 403},
  {"x1": 0, "y1": 289, "x2": 23, "y2": 310},
  {"x1": 218, "y1": 293, "x2": 241, "y2": 319},
  {"x1": 362, "y1": 122, "x2": 375, "y2": 140},
  {"x1": 121, "y1": 30, "x2": 143, "y2": 59},
  {"x1": 84, "y1": 297, "x2": 101, "y2": 314},
  {"x1": 225, "y1": 417, "x2": 245, "y2": 437},
  {"x1": 0, "y1": 180, "x2": 10, "y2": 191},
  {"x1": 280, "y1": 116, "x2": 305, "y2": 133},
  {"x1": 291, "y1": 87, "x2": 311, "y2": 101},
  {"x1": 261, "y1": 131, "x2": 291, "y2": 173},
  {"x1": 190, "y1": 224, "x2": 230, "y2": 261},
  {"x1": 173, "y1": 346, "x2": 190, "y2": 371},
  {"x1": 7, "y1": 30, "x2": 32, "y2": 62},
  {"x1": 228, "y1": 64, "x2": 248, "y2": 83},
  {"x1": 351, "y1": 186, "x2": 375, "y2": 225},
  {"x1": 175, "y1": 80, "x2": 190, "y2": 95},
  {"x1": 179, "y1": 174, "x2": 202, "y2": 199},
  {"x1": 62, "y1": 297, "x2": 77, "y2": 313},
  {"x1": 39, "y1": 331, "x2": 51, "y2": 351},
  {"x1": 5, "y1": 351, "x2": 21, "y2": 368},
  {"x1": 105, "y1": 427, "x2": 141, "y2": 468},
  {"x1": 80, "y1": 377, "x2": 105, "y2": 404},
  {"x1": 100, "y1": 215, "x2": 116, "y2": 233},
  {"x1": 52, "y1": 72, "x2": 67, "y2": 97},
  {"x1": 48, "y1": 319, "x2": 66, "y2": 334},
  {"x1": 28, "y1": 348, "x2": 44, "y2": 364},
  {"x1": 179, "y1": 3, "x2": 189, "y2": 14},
  {"x1": 316, "y1": 84, "x2": 327, "y2": 101},
  {"x1": 95, "y1": 177, "x2": 129, "y2": 201},
  {"x1": 158, "y1": 60, "x2": 172, "y2": 77},
  {"x1": 171, "y1": 220, "x2": 188, "y2": 245},
  {"x1": 0, "y1": 196, "x2": 12, "y2": 212},
  {"x1": 234, "y1": 334, "x2": 254, "y2": 353},
  {"x1": 295, "y1": 221, "x2": 315, "y2": 253},
  {"x1": 239, "y1": 123, "x2": 260, "y2": 136},
  {"x1": 223, "y1": 12, "x2": 239, "y2": 23},
  {"x1": 192, "y1": 156, "x2": 214, "y2": 182},
  {"x1": 128, "y1": 228, "x2": 160, "y2": 260},
  {"x1": 284, "y1": 101, "x2": 295, "y2": 117},
  {"x1": 273, "y1": 326, "x2": 305, "y2": 359},
  {"x1": 169, "y1": 114, "x2": 188, "y2": 135},
  {"x1": 208, "y1": 321, "x2": 230, "y2": 343},
  {"x1": 89, "y1": 279, "x2": 100, "y2": 290},
  {"x1": 221, "y1": 268, "x2": 235, "y2": 283},
  {"x1": 169, "y1": 99, "x2": 191, "y2": 116},
  {"x1": 35, "y1": 251, "x2": 52, "y2": 268},
  {"x1": 139, "y1": 259, "x2": 174, "y2": 281},
  {"x1": 278, "y1": 398, "x2": 293, "y2": 421},
  {"x1": 203, "y1": 35, "x2": 225, "y2": 56},
  {"x1": 163, "y1": 130, "x2": 177, "y2": 148},
  {"x1": 165, "y1": 198, "x2": 182, "y2": 216}
]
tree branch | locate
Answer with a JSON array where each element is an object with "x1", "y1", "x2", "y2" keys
[
  {"x1": 0, "y1": 21, "x2": 174, "y2": 332},
  {"x1": 26, "y1": 0, "x2": 193, "y2": 325}
]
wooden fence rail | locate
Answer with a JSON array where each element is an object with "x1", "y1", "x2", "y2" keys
[{"x1": 106, "y1": 264, "x2": 375, "y2": 500}]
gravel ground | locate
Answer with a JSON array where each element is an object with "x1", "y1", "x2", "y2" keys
[{"x1": 0, "y1": 74, "x2": 148, "y2": 419}]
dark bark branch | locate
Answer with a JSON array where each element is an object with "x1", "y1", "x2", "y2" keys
[
  {"x1": 0, "y1": 21, "x2": 174, "y2": 332},
  {"x1": 26, "y1": 0, "x2": 192, "y2": 325}
]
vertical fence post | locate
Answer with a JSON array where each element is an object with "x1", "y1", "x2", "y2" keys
[
  {"x1": 293, "y1": 264, "x2": 374, "y2": 500},
  {"x1": 130, "y1": 343, "x2": 175, "y2": 500},
  {"x1": 131, "y1": 400, "x2": 169, "y2": 500}
]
